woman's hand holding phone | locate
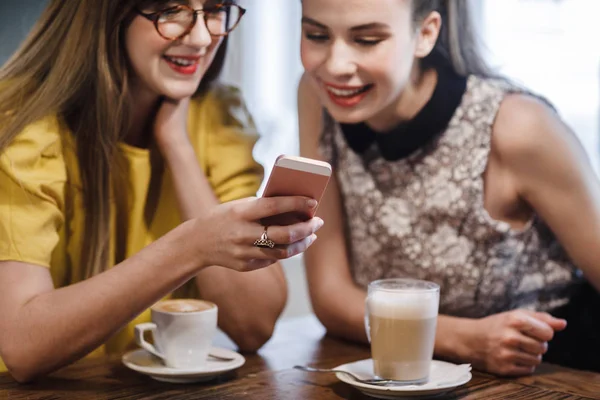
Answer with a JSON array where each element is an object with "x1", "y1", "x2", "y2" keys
[{"x1": 189, "y1": 196, "x2": 325, "y2": 272}]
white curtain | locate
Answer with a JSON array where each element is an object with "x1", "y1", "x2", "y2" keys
[
  {"x1": 221, "y1": 0, "x2": 303, "y2": 192},
  {"x1": 483, "y1": 0, "x2": 600, "y2": 171}
]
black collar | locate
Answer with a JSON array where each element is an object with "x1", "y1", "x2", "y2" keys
[{"x1": 339, "y1": 67, "x2": 468, "y2": 161}]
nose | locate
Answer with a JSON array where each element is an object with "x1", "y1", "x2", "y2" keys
[
  {"x1": 184, "y1": 14, "x2": 212, "y2": 48},
  {"x1": 325, "y1": 40, "x2": 357, "y2": 78}
]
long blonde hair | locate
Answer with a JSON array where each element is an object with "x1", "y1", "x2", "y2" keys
[
  {"x1": 0, "y1": 0, "x2": 229, "y2": 278},
  {"x1": 412, "y1": 0, "x2": 493, "y2": 77}
]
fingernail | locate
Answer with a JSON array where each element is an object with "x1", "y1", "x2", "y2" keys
[
  {"x1": 310, "y1": 234, "x2": 318, "y2": 243},
  {"x1": 316, "y1": 217, "x2": 325, "y2": 229},
  {"x1": 307, "y1": 199, "x2": 318, "y2": 208}
]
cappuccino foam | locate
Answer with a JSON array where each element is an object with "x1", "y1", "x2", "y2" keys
[{"x1": 153, "y1": 299, "x2": 214, "y2": 313}]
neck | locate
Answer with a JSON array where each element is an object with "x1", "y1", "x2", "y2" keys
[
  {"x1": 125, "y1": 81, "x2": 161, "y2": 148},
  {"x1": 366, "y1": 65, "x2": 438, "y2": 133}
]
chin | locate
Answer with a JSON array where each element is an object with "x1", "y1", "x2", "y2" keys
[
  {"x1": 162, "y1": 89, "x2": 199, "y2": 100},
  {"x1": 324, "y1": 104, "x2": 375, "y2": 125},
  {"x1": 160, "y1": 82, "x2": 202, "y2": 100}
]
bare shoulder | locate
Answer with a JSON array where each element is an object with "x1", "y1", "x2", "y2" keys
[
  {"x1": 492, "y1": 93, "x2": 584, "y2": 164},
  {"x1": 492, "y1": 93, "x2": 593, "y2": 199}
]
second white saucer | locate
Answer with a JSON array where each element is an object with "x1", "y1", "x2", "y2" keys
[{"x1": 334, "y1": 359, "x2": 472, "y2": 399}]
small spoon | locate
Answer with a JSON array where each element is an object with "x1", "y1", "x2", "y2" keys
[
  {"x1": 294, "y1": 365, "x2": 418, "y2": 386},
  {"x1": 208, "y1": 353, "x2": 236, "y2": 362}
]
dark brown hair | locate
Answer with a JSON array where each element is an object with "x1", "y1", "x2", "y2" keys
[{"x1": 412, "y1": 0, "x2": 493, "y2": 77}]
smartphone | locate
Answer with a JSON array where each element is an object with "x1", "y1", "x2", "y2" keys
[{"x1": 260, "y1": 155, "x2": 332, "y2": 226}]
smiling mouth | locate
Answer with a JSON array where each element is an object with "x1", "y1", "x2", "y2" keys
[
  {"x1": 325, "y1": 84, "x2": 374, "y2": 98},
  {"x1": 163, "y1": 56, "x2": 198, "y2": 67},
  {"x1": 323, "y1": 83, "x2": 375, "y2": 108}
]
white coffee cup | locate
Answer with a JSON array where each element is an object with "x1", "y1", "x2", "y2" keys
[{"x1": 134, "y1": 299, "x2": 218, "y2": 369}]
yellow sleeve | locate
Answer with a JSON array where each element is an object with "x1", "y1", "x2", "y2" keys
[
  {"x1": 204, "y1": 85, "x2": 264, "y2": 203},
  {"x1": 0, "y1": 117, "x2": 67, "y2": 267}
]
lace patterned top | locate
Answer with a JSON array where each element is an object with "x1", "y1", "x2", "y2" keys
[{"x1": 319, "y1": 74, "x2": 583, "y2": 318}]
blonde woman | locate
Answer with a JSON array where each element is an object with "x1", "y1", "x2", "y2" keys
[
  {"x1": 299, "y1": 0, "x2": 600, "y2": 375},
  {"x1": 0, "y1": 0, "x2": 324, "y2": 382}
]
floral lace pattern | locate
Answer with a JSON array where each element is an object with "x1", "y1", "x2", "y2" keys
[{"x1": 320, "y1": 76, "x2": 582, "y2": 317}]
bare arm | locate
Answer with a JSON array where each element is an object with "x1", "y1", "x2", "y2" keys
[
  {"x1": 0, "y1": 222, "x2": 202, "y2": 383},
  {"x1": 496, "y1": 94, "x2": 600, "y2": 291},
  {"x1": 154, "y1": 98, "x2": 288, "y2": 352},
  {"x1": 297, "y1": 75, "x2": 367, "y2": 342}
]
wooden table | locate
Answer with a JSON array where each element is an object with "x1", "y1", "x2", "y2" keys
[{"x1": 1, "y1": 315, "x2": 600, "y2": 399}]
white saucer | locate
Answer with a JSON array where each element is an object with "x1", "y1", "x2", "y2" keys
[
  {"x1": 334, "y1": 359, "x2": 472, "y2": 399},
  {"x1": 122, "y1": 347, "x2": 245, "y2": 384}
]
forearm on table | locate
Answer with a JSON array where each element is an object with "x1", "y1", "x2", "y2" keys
[
  {"x1": 161, "y1": 142, "x2": 287, "y2": 350},
  {"x1": 434, "y1": 315, "x2": 475, "y2": 362},
  {"x1": 311, "y1": 283, "x2": 370, "y2": 344},
  {"x1": 312, "y1": 285, "x2": 477, "y2": 360},
  {"x1": 194, "y1": 263, "x2": 287, "y2": 352},
  {"x1": 3, "y1": 222, "x2": 201, "y2": 382}
]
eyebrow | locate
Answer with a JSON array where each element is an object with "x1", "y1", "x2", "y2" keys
[
  {"x1": 301, "y1": 17, "x2": 327, "y2": 29},
  {"x1": 301, "y1": 17, "x2": 389, "y2": 31}
]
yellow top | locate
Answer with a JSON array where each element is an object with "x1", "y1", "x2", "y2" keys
[{"x1": 0, "y1": 85, "x2": 263, "y2": 372}]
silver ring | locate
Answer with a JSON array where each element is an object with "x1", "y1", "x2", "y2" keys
[{"x1": 253, "y1": 227, "x2": 276, "y2": 249}]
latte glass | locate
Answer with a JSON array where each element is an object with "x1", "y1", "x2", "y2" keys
[{"x1": 365, "y1": 279, "x2": 440, "y2": 383}]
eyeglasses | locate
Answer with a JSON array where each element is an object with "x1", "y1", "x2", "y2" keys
[{"x1": 136, "y1": 3, "x2": 246, "y2": 40}]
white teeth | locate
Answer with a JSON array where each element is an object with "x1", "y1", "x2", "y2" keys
[
  {"x1": 326, "y1": 86, "x2": 367, "y2": 97},
  {"x1": 165, "y1": 56, "x2": 195, "y2": 67}
]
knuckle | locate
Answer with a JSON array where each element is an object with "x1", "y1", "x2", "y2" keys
[
  {"x1": 276, "y1": 247, "x2": 290, "y2": 259},
  {"x1": 537, "y1": 311, "x2": 551, "y2": 319},
  {"x1": 287, "y1": 244, "x2": 302, "y2": 258},
  {"x1": 508, "y1": 312, "x2": 526, "y2": 328},
  {"x1": 282, "y1": 228, "x2": 295, "y2": 244},
  {"x1": 498, "y1": 349, "x2": 513, "y2": 362},
  {"x1": 231, "y1": 229, "x2": 247, "y2": 245},
  {"x1": 283, "y1": 248, "x2": 294, "y2": 259},
  {"x1": 502, "y1": 334, "x2": 519, "y2": 348},
  {"x1": 230, "y1": 246, "x2": 245, "y2": 260},
  {"x1": 263, "y1": 198, "x2": 280, "y2": 216},
  {"x1": 281, "y1": 244, "x2": 299, "y2": 259},
  {"x1": 230, "y1": 204, "x2": 246, "y2": 219}
]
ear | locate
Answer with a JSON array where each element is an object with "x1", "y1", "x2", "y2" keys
[{"x1": 414, "y1": 11, "x2": 442, "y2": 58}]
